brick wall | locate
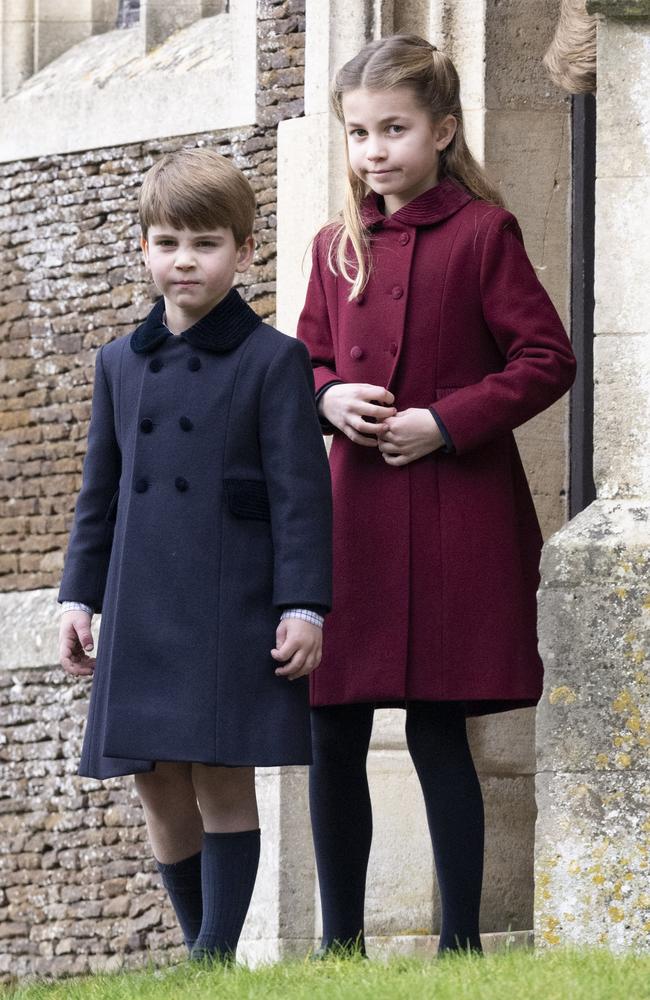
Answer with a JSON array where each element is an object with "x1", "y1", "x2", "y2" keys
[
  {"x1": 0, "y1": 0, "x2": 305, "y2": 595},
  {"x1": 0, "y1": 0, "x2": 305, "y2": 982}
]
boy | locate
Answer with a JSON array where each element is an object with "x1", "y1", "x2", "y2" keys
[{"x1": 58, "y1": 147, "x2": 332, "y2": 961}]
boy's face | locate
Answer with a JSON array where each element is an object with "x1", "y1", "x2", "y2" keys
[{"x1": 141, "y1": 224, "x2": 254, "y2": 327}]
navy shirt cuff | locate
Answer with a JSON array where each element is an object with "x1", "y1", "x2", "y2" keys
[{"x1": 429, "y1": 407, "x2": 455, "y2": 454}]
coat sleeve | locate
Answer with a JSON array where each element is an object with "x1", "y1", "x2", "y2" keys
[
  {"x1": 297, "y1": 232, "x2": 345, "y2": 433},
  {"x1": 58, "y1": 346, "x2": 121, "y2": 611},
  {"x1": 259, "y1": 337, "x2": 333, "y2": 612},
  {"x1": 430, "y1": 211, "x2": 577, "y2": 455}
]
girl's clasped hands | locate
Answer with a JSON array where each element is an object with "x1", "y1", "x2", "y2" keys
[{"x1": 319, "y1": 382, "x2": 444, "y2": 465}]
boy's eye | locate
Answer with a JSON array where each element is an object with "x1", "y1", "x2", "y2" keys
[
  {"x1": 157, "y1": 239, "x2": 176, "y2": 247},
  {"x1": 196, "y1": 240, "x2": 218, "y2": 247}
]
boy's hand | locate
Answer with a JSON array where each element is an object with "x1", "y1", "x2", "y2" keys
[
  {"x1": 377, "y1": 407, "x2": 444, "y2": 466},
  {"x1": 319, "y1": 383, "x2": 396, "y2": 446},
  {"x1": 271, "y1": 618, "x2": 323, "y2": 681},
  {"x1": 59, "y1": 611, "x2": 96, "y2": 677}
]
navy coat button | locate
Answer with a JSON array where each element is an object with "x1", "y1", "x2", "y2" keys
[
  {"x1": 188, "y1": 356, "x2": 201, "y2": 371},
  {"x1": 179, "y1": 416, "x2": 193, "y2": 431},
  {"x1": 175, "y1": 476, "x2": 189, "y2": 492},
  {"x1": 399, "y1": 232, "x2": 410, "y2": 246},
  {"x1": 149, "y1": 358, "x2": 163, "y2": 373},
  {"x1": 391, "y1": 285, "x2": 403, "y2": 299},
  {"x1": 389, "y1": 342, "x2": 398, "y2": 356},
  {"x1": 140, "y1": 418, "x2": 154, "y2": 433},
  {"x1": 134, "y1": 478, "x2": 148, "y2": 493},
  {"x1": 350, "y1": 345, "x2": 364, "y2": 360}
]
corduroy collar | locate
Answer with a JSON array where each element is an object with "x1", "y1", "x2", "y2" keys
[
  {"x1": 360, "y1": 176, "x2": 473, "y2": 228},
  {"x1": 130, "y1": 287, "x2": 261, "y2": 355}
]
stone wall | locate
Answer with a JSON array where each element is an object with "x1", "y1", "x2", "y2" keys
[
  {"x1": 0, "y1": 0, "x2": 304, "y2": 595},
  {"x1": 0, "y1": 0, "x2": 306, "y2": 981}
]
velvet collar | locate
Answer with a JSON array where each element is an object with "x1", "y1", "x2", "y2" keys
[
  {"x1": 360, "y1": 176, "x2": 473, "y2": 229},
  {"x1": 130, "y1": 287, "x2": 261, "y2": 355}
]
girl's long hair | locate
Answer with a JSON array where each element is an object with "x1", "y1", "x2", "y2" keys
[{"x1": 328, "y1": 34, "x2": 504, "y2": 299}]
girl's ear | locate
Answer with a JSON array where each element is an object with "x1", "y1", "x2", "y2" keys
[
  {"x1": 235, "y1": 235, "x2": 255, "y2": 273},
  {"x1": 434, "y1": 114, "x2": 457, "y2": 151},
  {"x1": 140, "y1": 235, "x2": 150, "y2": 268}
]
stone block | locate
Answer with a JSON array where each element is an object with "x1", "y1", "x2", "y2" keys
[
  {"x1": 484, "y1": 0, "x2": 569, "y2": 111},
  {"x1": 593, "y1": 335, "x2": 650, "y2": 499},
  {"x1": 596, "y1": 21, "x2": 650, "y2": 178},
  {"x1": 594, "y1": 178, "x2": 650, "y2": 336},
  {"x1": 468, "y1": 708, "x2": 536, "y2": 777},
  {"x1": 537, "y1": 501, "x2": 649, "y2": 774},
  {"x1": 364, "y1": 748, "x2": 434, "y2": 936},
  {"x1": 535, "y1": 770, "x2": 650, "y2": 951}
]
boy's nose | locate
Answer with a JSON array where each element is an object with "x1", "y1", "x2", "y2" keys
[{"x1": 174, "y1": 251, "x2": 195, "y2": 268}]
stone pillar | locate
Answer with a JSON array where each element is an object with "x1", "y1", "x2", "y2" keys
[
  {"x1": 0, "y1": 0, "x2": 35, "y2": 96},
  {"x1": 276, "y1": 0, "x2": 571, "y2": 950},
  {"x1": 535, "y1": 2, "x2": 650, "y2": 952}
]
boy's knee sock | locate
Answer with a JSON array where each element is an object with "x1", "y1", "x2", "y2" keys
[
  {"x1": 405, "y1": 701, "x2": 484, "y2": 954},
  {"x1": 156, "y1": 850, "x2": 203, "y2": 952},
  {"x1": 309, "y1": 704, "x2": 374, "y2": 953},
  {"x1": 191, "y1": 828, "x2": 261, "y2": 961}
]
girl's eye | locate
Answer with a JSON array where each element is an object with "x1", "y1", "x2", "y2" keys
[
  {"x1": 349, "y1": 128, "x2": 367, "y2": 138},
  {"x1": 388, "y1": 124, "x2": 404, "y2": 134}
]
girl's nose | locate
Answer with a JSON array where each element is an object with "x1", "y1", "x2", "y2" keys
[{"x1": 367, "y1": 141, "x2": 386, "y2": 162}]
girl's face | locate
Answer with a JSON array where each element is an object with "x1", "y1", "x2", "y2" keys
[{"x1": 342, "y1": 85, "x2": 456, "y2": 215}]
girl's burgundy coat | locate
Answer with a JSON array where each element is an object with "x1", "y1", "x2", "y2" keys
[{"x1": 297, "y1": 178, "x2": 576, "y2": 715}]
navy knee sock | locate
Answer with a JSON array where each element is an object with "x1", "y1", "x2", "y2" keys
[
  {"x1": 309, "y1": 704, "x2": 374, "y2": 953},
  {"x1": 191, "y1": 829, "x2": 261, "y2": 962},
  {"x1": 156, "y1": 850, "x2": 203, "y2": 952},
  {"x1": 405, "y1": 701, "x2": 484, "y2": 954}
]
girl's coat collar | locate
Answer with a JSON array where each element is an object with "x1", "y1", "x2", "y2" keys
[
  {"x1": 361, "y1": 176, "x2": 473, "y2": 228},
  {"x1": 130, "y1": 287, "x2": 261, "y2": 355}
]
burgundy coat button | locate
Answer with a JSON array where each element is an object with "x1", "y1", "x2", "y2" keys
[
  {"x1": 389, "y1": 342, "x2": 398, "y2": 356},
  {"x1": 391, "y1": 286, "x2": 403, "y2": 299},
  {"x1": 350, "y1": 346, "x2": 364, "y2": 361},
  {"x1": 399, "y1": 232, "x2": 410, "y2": 246},
  {"x1": 355, "y1": 294, "x2": 365, "y2": 306}
]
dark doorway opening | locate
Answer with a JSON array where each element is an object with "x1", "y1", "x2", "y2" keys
[{"x1": 569, "y1": 92, "x2": 596, "y2": 518}]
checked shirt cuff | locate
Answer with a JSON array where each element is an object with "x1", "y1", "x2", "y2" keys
[{"x1": 280, "y1": 608, "x2": 324, "y2": 629}]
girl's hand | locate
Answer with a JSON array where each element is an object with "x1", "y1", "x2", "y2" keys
[
  {"x1": 59, "y1": 611, "x2": 96, "y2": 677},
  {"x1": 319, "y1": 383, "x2": 396, "y2": 446},
  {"x1": 378, "y1": 408, "x2": 444, "y2": 466},
  {"x1": 271, "y1": 618, "x2": 323, "y2": 681}
]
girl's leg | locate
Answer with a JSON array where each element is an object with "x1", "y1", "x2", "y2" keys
[
  {"x1": 404, "y1": 701, "x2": 484, "y2": 954},
  {"x1": 189, "y1": 764, "x2": 260, "y2": 962},
  {"x1": 309, "y1": 703, "x2": 374, "y2": 954},
  {"x1": 134, "y1": 762, "x2": 204, "y2": 951}
]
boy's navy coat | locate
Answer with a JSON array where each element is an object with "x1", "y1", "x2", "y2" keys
[{"x1": 59, "y1": 289, "x2": 332, "y2": 778}]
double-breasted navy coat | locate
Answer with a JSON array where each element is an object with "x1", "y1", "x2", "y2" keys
[
  {"x1": 59, "y1": 288, "x2": 332, "y2": 778},
  {"x1": 297, "y1": 178, "x2": 576, "y2": 715}
]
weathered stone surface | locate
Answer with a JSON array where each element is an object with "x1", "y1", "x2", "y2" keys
[
  {"x1": 535, "y1": 771, "x2": 650, "y2": 951},
  {"x1": 537, "y1": 499, "x2": 650, "y2": 950}
]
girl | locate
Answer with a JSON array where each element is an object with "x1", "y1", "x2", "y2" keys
[{"x1": 297, "y1": 35, "x2": 576, "y2": 955}]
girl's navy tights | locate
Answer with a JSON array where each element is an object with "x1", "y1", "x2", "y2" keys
[{"x1": 309, "y1": 701, "x2": 484, "y2": 955}]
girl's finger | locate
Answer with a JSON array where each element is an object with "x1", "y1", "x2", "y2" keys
[{"x1": 346, "y1": 427, "x2": 379, "y2": 447}]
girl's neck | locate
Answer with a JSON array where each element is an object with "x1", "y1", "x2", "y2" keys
[{"x1": 381, "y1": 173, "x2": 441, "y2": 217}]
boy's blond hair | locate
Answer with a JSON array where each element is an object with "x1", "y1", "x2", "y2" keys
[{"x1": 139, "y1": 147, "x2": 256, "y2": 246}]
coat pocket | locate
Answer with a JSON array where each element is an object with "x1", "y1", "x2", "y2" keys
[
  {"x1": 105, "y1": 489, "x2": 119, "y2": 524},
  {"x1": 224, "y1": 478, "x2": 271, "y2": 522}
]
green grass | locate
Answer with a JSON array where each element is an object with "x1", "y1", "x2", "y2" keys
[{"x1": 3, "y1": 950, "x2": 650, "y2": 1000}]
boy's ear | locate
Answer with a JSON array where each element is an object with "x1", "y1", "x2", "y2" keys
[
  {"x1": 140, "y1": 235, "x2": 150, "y2": 267},
  {"x1": 235, "y1": 236, "x2": 255, "y2": 273}
]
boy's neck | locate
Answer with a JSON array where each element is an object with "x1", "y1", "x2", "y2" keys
[{"x1": 162, "y1": 292, "x2": 229, "y2": 336}]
